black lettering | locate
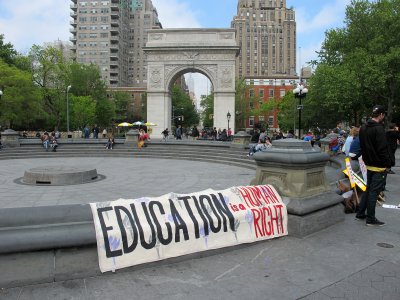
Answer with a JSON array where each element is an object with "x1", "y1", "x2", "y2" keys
[
  {"x1": 178, "y1": 196, "x2": 200, "y2": 238},
  {"x1": 192, "y1": 195, "x2": 209, "y2": 236},
  {"x1": 97, "y1": 207, "x2": 122, "y2": 258},
  {"x1": 129, "y1": 203, "x2": 156, "y2": 249},
  {"x1": 202, "y1": 194, "x2": 222, "y2": 233},
  {"x1": 114, "y1": 206, "x2": 138, "y2": 254},
  {"x1": 149, "y1": 201, "x2": 173, "y2": 245},
  {"x1": 169, "y1": 199, "x2": 189, "y2": 242},
  {"x1": 199, "y1": 195, "x2": 220, "y2": 233},
  {"x1": 212, "y1": 193, "x2": 236, "y2": 232}
]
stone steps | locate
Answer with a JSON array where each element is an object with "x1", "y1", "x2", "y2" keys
[{"x1": 0, "y1": 142, "x2": 255, "y2": 170}]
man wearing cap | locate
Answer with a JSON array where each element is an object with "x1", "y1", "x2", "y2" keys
[{"x1": 355, "y1": 105, "x2": 392, "y2": 226}]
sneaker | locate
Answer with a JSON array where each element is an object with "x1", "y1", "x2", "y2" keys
[
  {"x1": 388, "y1": 169, "x2": 395, "y2": 174},
  {"x1": 366, "y1": 219, "x2": 385, "y2": 227},
  {"x1": 355, "y1": 214, "x2": 366, "y2": 221}
]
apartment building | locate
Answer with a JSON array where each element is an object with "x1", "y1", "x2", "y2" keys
[
  {"x1": 70, "y1": 0, "x2": 161, "y2": 88},
  {"x1": 231, "y1": 0, "x2": 296, "y2": 78}
]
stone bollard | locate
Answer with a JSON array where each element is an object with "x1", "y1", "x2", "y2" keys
[
  {"x1": 125, "y1": 129, "x2": 139, "y2": 145},
  {"x1": 1, "y1": 129, "x2": 20, "y2": 148},
  {"x1": 250, "y1": 138, "x2": 344, "y2": 237},
  {"x1": 230, "y1": 131, "x2": 252, "y2": 149}
]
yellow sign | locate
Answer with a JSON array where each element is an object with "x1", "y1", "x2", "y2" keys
[
  {"x1": 343, "y1": 169, "x2": 367, "y2": 191},
  {"x1": 345, "y1": 158, "x2": 356, "y2": 188}
]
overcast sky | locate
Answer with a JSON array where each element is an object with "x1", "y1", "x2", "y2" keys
[{"x1": 0, "y1": 0, "x2": 350, "y2": 99}]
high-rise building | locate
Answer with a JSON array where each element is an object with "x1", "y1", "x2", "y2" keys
[
  {"x1": 70, "y1": 0, "x2": 161, "y2": 88},
  {"x1": 231, "y1": 0, "x2": 296, "y2": 78},
  {"x1": 128, "y1": 0, "x2": 162, "y2": 87}
]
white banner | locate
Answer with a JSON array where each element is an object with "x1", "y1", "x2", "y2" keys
[{"x1": 90, "y1": 185, "x2": 288, "y2": 273}]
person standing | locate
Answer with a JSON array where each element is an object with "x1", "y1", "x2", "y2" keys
[
  {"x1": 356, "y1": 105, "x2": 392, "y2": 226},
  {"x1": 175, "y1": 125, "x2": 182, "y2": 140},
  {"x1": 385, "y1": 123, "x2": 400, "y2": 174}
]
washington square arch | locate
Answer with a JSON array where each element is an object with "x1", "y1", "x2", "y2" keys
[{"x1": 144, "y1": 28, "x2": 239, "y2": 137}]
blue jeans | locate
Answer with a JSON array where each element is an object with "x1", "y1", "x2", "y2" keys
[{"x1": 357, "y1": 170, "x2": 387, "y2": 222}]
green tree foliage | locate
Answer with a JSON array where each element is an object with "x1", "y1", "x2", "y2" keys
[
  {"x1": 235, "y1": 77, "x2": 247, "y2": 130},
  {"x1": 69, "y1": 63, "x2": 113, "y2": 127},
  {"x1": 171, "y1": 85, "x2": 199, "y2": 126},
  {"x1": 0, "y1": 34, "x2": 17, "y2": 65},
  {"x1": 200, "y1": 93, "x2": 214, "y2": 128},
  {"x1": 29, "y1": 45, "x2": 71, "y2": 130},
  {"x1": 112, "y1": 91, "x2": 130, "y2": 122},
  {"x1": 308, "y1": 0, "x2": 400, "y2": 127},
  {"x1": 0, "y1": 59, "x2": 43, "y2": 129},
  {"x1": 70, "y1": 95, "x2": 96, "y2": 129}
]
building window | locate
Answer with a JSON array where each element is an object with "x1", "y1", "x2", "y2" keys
[
  {"x1": 268, "y1": 116, "x2": 274, "y2": 126},
  {"x1": 259, "y1": 89, "x2": 264, "y2": 98},
  {"x1": 249, "y1": 89, "x2": 254, "y2": 97},
  {"x1": 280, "y1": 89, "x2": 286, "y2": 98},
  {"x1": 259, "y1": 116, "x2": 265, "y2": 122},
  {"x1": 269, "y1": 89, "x2": 274, "y2": 97},
  {"x1": 249, "y1": 117, "x2": 255, "y2": 127}
]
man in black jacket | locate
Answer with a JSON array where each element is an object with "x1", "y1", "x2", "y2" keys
[{"x1": 356, "y1": 105, "x2": 392, "y2": 226}]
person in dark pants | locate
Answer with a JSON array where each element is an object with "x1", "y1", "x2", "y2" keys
[
  {"x1": 356, "y1": 105, "x2": 393, "y2": 226},
  {"x1": 175, "y1": 125, "x2": 182, "y2": 140},
  {"x1": 385, "y1": 123, "x2": 400, "y2": 174}
]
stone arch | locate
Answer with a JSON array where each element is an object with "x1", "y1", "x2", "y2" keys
[
  {"x1": 144, "y1": 29, "x2": 239, "y2": 137},
  {"x1": 165, "y1": 66, "x2": 215, "y2": 93}
]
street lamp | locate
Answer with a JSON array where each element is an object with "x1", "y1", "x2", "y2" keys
[
  {"x1": 0, "y1": 89, "x2": 3, "y2": 100},
  {"x1": 293, "y1": 84, "x2": 308, "y2": 138},
  {"x1": 66, "y1": 85, "x2": 72, "y2": 135},
  {"x1": 227, "y1": 111, "x2": 231, "y2": 131}
]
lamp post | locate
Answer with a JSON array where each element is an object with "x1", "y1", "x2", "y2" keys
[
  {"x1": 227, "y1": 111, "x2": 231, "y2": 131},
  {"x1": 66, "y1": 85, "x2": 72, "y2": 135},
  {"x1": 293, "y1": 84, "x2": 308, "y2": 138}
]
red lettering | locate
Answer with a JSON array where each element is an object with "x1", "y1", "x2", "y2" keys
[
  {"x1": 229, "y1": 203, "x2": 239, "y2": 212},
  {"x1": 239, "y1": 204, "x2": 246, "y2": 210},
  {"x1": 261, "y1": 185, "x2": 280, "y2": 204},
  {"x1": 274, "y1": 204, "x2": 285, "y2": 234},
  {"x1": 262, "y1": 207, "x2": 271, "y2": 236},
  {"x1": 251, "y1": 208, "x2": 262, "y2": 238},
  {"x1": 239, "y1": 187, "x2": 254, "y2": 207},
  {"x1": 248, "y1": 186, "x2": 263, "y2": 206}
]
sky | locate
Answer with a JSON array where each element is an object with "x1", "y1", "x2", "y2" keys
[{"x1": 0, "y1": 0, "x2": 351, "y2": 99}]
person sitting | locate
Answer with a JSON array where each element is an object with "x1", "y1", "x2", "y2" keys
[
  {"x1": 50, "y1": 136, "x2": 58, "y2": 152},
  {"x1": 138, "y1": 129, "x2": 149, "y2": 148},
  {"x1": 105, "y1": 137, "x2": 115, "y2": 149},
  {"x1": 248, "y1": 138, "x2": 272, "y2": 156},
  {"x1": 41, "y1": 132, "x2": 50, "y2": 151},
  {"x1": 219, "y1": 129, "x2": 228, "y2": 141}
]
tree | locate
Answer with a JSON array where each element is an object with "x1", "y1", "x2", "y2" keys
[
  {"x1": 0, "y1": 34, "x2": 17, "y2": 66},
  {"x1": 309, "y1": 0, "x2": 400, "y2": 127},
  {"x1": 171, "y1": 85, "x2": 199, "y2": 127},
  {"x1": 69, "y1": 63, "x2": 113, "y2": 127},
  {"x1": 0, "y1": 59, "x2": 43, "y2": 129},
  {"x1": 29, "y1": 45, "x2": 71, "y2": 130},
  {"x1": 70, "y1": 95, "x2": 96, "y2": 130},
  {"x1": 112, "y1": 91, "x2": 131, "y2": 122},
  {"x1": 200, "y1": 93, "x2": 214, "y2": 128},
  {"x1": 235, "y1": 77, "x2": 247, "y2": 130}
]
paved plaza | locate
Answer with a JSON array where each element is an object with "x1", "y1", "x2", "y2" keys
[{"x1": 0, "y1": 156, "x2": 399, "y2": 299}]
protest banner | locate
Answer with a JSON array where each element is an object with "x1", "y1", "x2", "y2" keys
[
  {"x1": 90, "y1": 185, "x2": 288, "y2": 273},
  {"x1": 358, "y1": 156, "x2": 367, "y2": 184}
]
